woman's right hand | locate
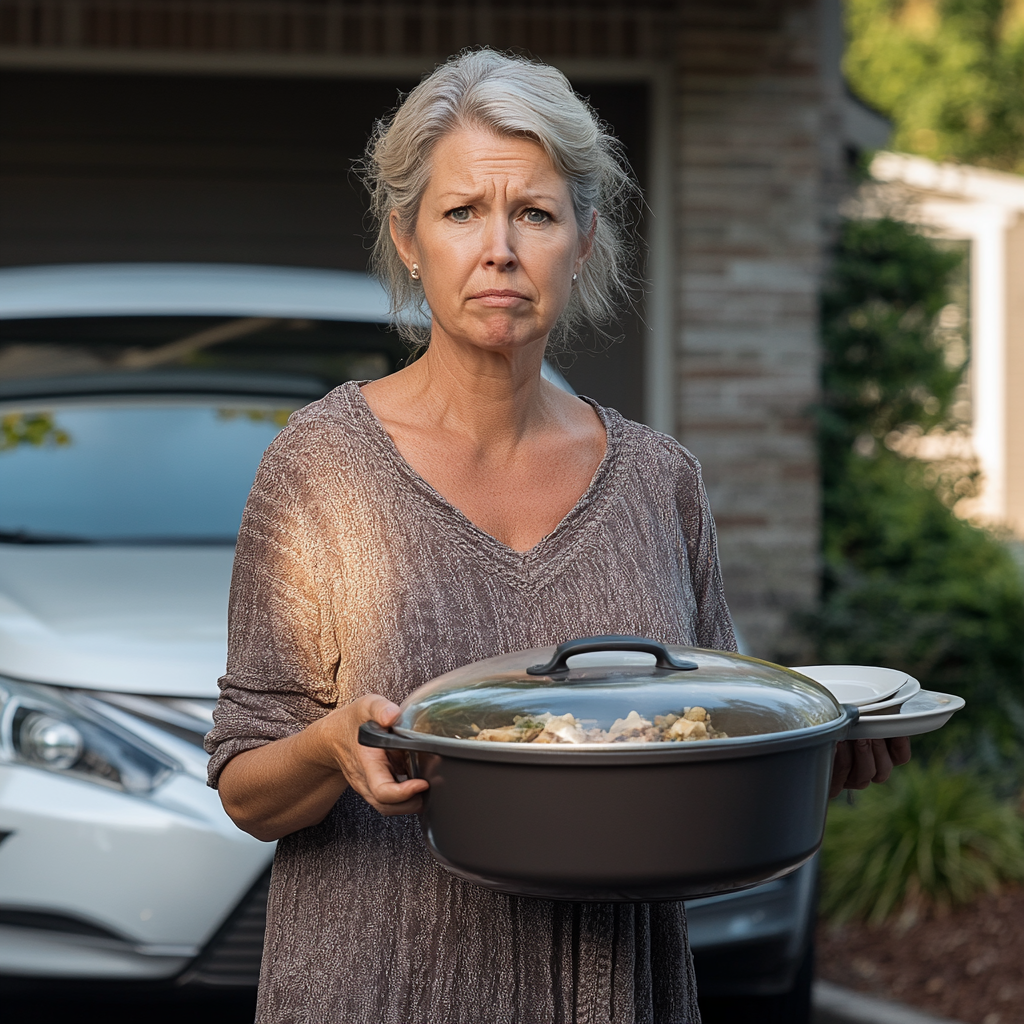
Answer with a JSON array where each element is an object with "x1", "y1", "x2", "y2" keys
[
  {"x1": 218, "y1": 693, "x2": 428, "y2": 841},
  {"x1": 316, "y1": 694, "x2": 429, "y2": 816}
]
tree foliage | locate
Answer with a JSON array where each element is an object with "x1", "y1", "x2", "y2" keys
[
  {"x1": 845, "y1": 0, "x2": 1024, "y2": 172},
  {"x1": 0, "y1": 412, "x2": 70, "y2": 452},
  {"x1": 812, "y1": 218, "x2": 1024, "y2": 753}
]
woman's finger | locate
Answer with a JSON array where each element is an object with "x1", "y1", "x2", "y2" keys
[
  {"x1": 358, "y1": 746, "x2": 428, "y2": 802},
  {"x1": 887, "y1": 736, "x2": 912, "y2": 766},
  {"x1": 361, "y1": 749, "x2": 426, "y2": 797},
  {"x1": 373, "y1": 776, "x2": 429, "y2": 804},
  {"x1": 363, "y1": 771, "x2": 428, "y2": 816},
  {"x1": 830, "y1": 741, "x2": 853, "y2": 798},
  {"x1": 845, "y1": 739, "x2": 877, "y2": 790},
  {"x1": 372, "y1": 792, "x2": 427, "y2": 817},
  {"x1": 358, "y1": 694, "x2": 402, "y2": 727},
  {"x1": 870, "y1": 738, "x2": 894, "y2": 783}
]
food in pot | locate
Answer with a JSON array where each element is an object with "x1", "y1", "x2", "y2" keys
[{"x1": 469, "y1": 707, "x2": 727, "y2": 744}]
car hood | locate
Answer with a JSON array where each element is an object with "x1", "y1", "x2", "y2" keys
[{"x1": 0, "y1": 546, "x2": 234, "y2": 696}]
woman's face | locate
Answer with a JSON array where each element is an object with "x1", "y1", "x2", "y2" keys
[{"x1": 392, "y1": 126, "x2": 590, "y2": 355}]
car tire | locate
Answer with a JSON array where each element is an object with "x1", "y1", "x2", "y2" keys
[{"x1": 696, "y1": 939, "x2": 813, "y2": 1024}]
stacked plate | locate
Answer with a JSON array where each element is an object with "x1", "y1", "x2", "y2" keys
[{"x1": 791, "y1": 665, "x2": 964, "y2": 739}]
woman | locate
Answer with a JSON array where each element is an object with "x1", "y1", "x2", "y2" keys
[{"x1": 207, "y1": 49, "x2": 904, "y2": 1024}]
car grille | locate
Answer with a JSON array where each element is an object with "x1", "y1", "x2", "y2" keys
[{"x1": 181, "y1": 868, "x2": 270, "y2": 988}]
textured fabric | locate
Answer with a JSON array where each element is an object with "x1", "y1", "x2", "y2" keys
[{"x1": 207, "y1": 380, "x2": 736, "y2": 1024}]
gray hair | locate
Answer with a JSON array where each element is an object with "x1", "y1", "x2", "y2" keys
[{"x1": 362, "y1": 48, "x2": 640, "y2": 349}]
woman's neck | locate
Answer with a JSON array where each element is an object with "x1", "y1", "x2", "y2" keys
[
  {"x1": 358, "y1": 328, "x2": 606, "y2": 553},
  {"x1": 369, "y1": 332, "x2": 557, "y2": 450}
]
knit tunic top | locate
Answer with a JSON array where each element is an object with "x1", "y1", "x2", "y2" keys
[{"x1": 206, "y1": 380, "x2": 736, "y2": 1024}]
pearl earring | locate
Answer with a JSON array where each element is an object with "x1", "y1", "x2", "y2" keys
[
  {"x1": 572, "y1": 273, "x2": 578, "y2": 283},
  {"x1": 411, "y1": 263, "x2": 420, "y2": 281}
]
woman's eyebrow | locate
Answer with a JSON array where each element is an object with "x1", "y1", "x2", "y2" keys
[
  {"x1": 434, "y1": 190, "x2": 566, "y2": 205},
  {"x1": 519, "y1": 193, "x2": 564, "y2": 206}
]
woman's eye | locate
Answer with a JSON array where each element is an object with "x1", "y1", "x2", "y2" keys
[
  {"x1": 447, "y1": 207, "x2": 471, "y2": 222},
  {"x1": 523, "y1": 209, "x2": 550, "y2": 224}
]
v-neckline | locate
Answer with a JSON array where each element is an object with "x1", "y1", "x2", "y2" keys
[{"x1": 348, "y1": 380, "x2": 621, "y2": 563}]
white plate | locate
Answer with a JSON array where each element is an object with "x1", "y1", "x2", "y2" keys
[
  {"x1": 856, "y1": 677, "x2": 921, "y2": 713},
  {"x1": 791, "y1": 665, "x2": 911, "y2": 706},
  {"x1": 847, "y1": 690, "x2": 965, "y2": 740}
]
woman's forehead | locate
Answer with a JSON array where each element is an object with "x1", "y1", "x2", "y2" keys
[{"x1": 427, "y1": 127, "x2": 569, "y2": 196}]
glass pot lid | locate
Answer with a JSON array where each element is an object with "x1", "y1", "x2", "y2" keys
[{"x1": 396, "y1": 637, "x2": 843, "y2": 747}]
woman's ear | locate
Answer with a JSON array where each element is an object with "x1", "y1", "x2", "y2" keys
[{"x1": 390, "y1": 211, "x2": 418, "y2": 274}]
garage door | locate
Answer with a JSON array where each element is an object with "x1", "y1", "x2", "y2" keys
[{"x1": 0, "y1": 70, "x2": 649, "y2": 418}]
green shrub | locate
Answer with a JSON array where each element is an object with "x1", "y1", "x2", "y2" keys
[
  {"x1": 819, "y1": 217, "x2": 964, "y2": 478},
  {"x1": 821, "y1": 762, "x2": 1024, "y2": 925},
  {"x1": 812, "y1": 217, "x2": 1024, "y2": 757},
  {"x1": 814, "y1": 452, "x2": 1024, "y2": 748}
]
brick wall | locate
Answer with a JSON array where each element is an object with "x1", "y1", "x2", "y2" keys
[{"x1": 675, "y1": 1, "x2": 824, "y2": 660}]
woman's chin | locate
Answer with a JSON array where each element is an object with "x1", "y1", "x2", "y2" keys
[{"x1": 441, "y1": 319, "x2": 551, "y2": 356}]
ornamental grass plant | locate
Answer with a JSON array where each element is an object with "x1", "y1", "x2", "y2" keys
[{"x1": 821, "y1": 761, "x2": 1024, "y2": 926}]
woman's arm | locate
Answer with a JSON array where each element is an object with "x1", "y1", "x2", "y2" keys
[
  {"x1": 209, "y1": 429, "x2": 427, "y2": 841},
  {"x1": 218, "y1": 695, "x2": 428, "y2": 842}
]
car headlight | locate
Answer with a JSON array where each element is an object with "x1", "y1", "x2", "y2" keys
[
  {"x1": 0, "y1": 678, "x2": 177, "y2": 794},
  {"x1": 16, "y1": 711, "x2": 85, "y2": 769}
]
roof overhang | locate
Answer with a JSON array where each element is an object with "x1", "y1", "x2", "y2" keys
[{"x1": 870, "y1": 152, "x2": 1024, "y2": 212}]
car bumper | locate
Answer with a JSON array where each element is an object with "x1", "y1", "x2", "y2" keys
[
  {"x1": 0, "y1": 762, "x2": 272, "y2": 981},
  {"x1": 685, "y1": 857, "x2": 818, "y2": 997}
]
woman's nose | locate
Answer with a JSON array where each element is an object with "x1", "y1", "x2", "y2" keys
[{"x1": 481, "y1": 217, "x2": 517, "y2": 269}]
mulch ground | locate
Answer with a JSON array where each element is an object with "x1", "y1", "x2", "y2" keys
[{"x1": 816, "y1": 886, "x2": 1024, "y2": 1024}]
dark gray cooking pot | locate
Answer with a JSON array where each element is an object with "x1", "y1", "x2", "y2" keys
[{"x1": 360, "y1": 636, "x2": 857, "y2": 902}]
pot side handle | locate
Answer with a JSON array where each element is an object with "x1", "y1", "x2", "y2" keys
[
  {"x1": 358, "y1": 721, "x2": 439, "y2": 753},
  {"x1": 835, "y1": 703, "x2": 860, "y2": 741},
  {"x1": 526, "y1": 635, "x2": 699, "y2": 676}
]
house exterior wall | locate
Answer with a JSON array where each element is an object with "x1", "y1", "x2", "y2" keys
[
  {"x1": 0, "y1": 0, "x2": 829, "y2": 660},
  {"x1": 869, "y1": 153, "x2": 1024, "y2": 539}
]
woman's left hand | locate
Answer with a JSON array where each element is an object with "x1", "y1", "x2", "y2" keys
[{"x1": 829, "y1": 737, "x2": 911, "y2": 799}]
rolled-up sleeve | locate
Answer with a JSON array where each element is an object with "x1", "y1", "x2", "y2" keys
[{"x1": 205, "y1": 432, "x2": 341, "y2": 788}]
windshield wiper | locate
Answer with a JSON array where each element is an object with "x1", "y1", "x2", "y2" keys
[
  {"x1": 0, "y1": 529, "x2": 94, "y2": 544},
  {"x1": 97, "y1": 536, "x2": 238, "y2": 546},
  {"x1": 0, "y1": 531, "x2": 236, "y2": 546}
]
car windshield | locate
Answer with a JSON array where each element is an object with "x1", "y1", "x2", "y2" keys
[{"x1": 0, "y1": 397, "x2": 298, "y2": 543}]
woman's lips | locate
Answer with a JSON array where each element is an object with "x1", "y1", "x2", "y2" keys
[{"x1": 470, "y1": 290, "x2": 529, "y2": 307}]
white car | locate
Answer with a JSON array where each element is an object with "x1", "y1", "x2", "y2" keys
[{"x1": 0, "y1": 264, "x2": 814, "y2": 1017}]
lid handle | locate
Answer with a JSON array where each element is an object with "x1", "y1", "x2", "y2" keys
[{"x1": 526, "y1": 635, "x2": 699, "y2": 676}]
